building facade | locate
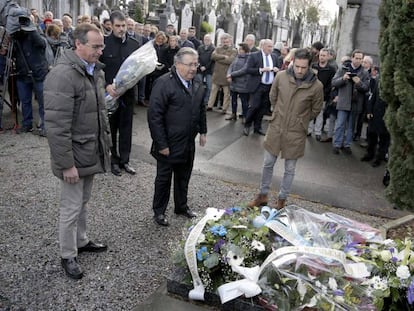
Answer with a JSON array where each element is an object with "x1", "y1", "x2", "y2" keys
[{"x1": 335, "y1": 0, "x2": 381, "y2": 63}]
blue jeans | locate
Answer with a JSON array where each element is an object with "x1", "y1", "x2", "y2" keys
[
  {"x1": 16, "y1": 79, "x2": 45, "y2": 129},
  {"x1": 259, "y1": 150, "x2": 297, "y2": 200},
  {"x1": 197, "y1": 73, "x2": 212, "y2": 105},
  {"x1": 333, "y1": 110, "x2": 353, "y2": 148}
]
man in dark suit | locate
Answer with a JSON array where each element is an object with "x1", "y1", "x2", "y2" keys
[
  {"x1": 243, "y1": 39, "x2": 279, "y2": 136},
  {"x1": 100, "y1": 11, "x2": 140, "y2": 176},
  {"x1": 148, "y1": 48, "x2": 207, "y2": 226}
]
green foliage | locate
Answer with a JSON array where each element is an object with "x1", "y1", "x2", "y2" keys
[
  {"x1": 306, "y1": 5, "x2": 319, "y2": 25},
  {"x1": 200, "y1": 21, "x2": 213, "y2": 33},
  {"x1": 379, "y1": 0, "x2": 414, "y2": 209},
  {"x1": 258, "y1": 0, "x2": 272, "y2": 12}
]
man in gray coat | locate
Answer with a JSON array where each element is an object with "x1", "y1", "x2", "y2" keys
[{"x1": 44, "y1": 24, "x2": 111, "y2": 279}]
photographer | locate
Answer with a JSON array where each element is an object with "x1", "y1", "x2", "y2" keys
[
  {"x1": 331, "y1": 49, "x2": 369, "y2": 155},
  {"x1": 12, "y1": 11, "x2": 48, "y2": 136}
]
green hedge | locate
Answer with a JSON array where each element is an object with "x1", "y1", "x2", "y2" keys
[{"x1": 379, "y1": 0, "x2": 414, "y2": 209}]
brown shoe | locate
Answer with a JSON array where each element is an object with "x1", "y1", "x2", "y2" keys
[
  {"x1": 276, "y1": 199, "x2": 286, "y2": 210},
  {"x1": 247, "y1": 193, "x2": 268, "y2": 208}
]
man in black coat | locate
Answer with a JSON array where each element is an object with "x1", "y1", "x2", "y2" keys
[
  {"x1": 100, "y1": 11, "x2": 140, "y2": 176},
  {"x1": 243, "y1": 39, "x2": 280, "y2": 136},
  {"x1": 361, "y1": 73, "x2": 390, "y2": 167},
  {"x1": 148, "y1": 47, "x2": 207, "y2": 226}
]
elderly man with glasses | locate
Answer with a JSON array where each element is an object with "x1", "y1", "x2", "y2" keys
[{"x1": 148, "y1": 47, "x2": 207, "y2": 226}]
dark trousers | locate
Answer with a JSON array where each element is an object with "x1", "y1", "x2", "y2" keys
[
  {"x1": 152, "y1": 151, "x2": 195, "y2": 216},
  {"x1": 109, "y1": 96, "x2": 134, "y2": 165},
  {"x1": 245, "y1": 84, "x2": 271, "y2": 131},
  {"x1": 231, "y1": 91, "x2": 249, "y2": 116},
  {"x1": 366, "y1": 127, "x2": 390, "y2": 160}
]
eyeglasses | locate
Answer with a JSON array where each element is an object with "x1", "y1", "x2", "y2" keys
[
  {"x1": 85, "y1": 43, "x2": 106, "y2": 50},
  {"x1": 180, "y1": 62, "x2": 199, "y2": 68}
]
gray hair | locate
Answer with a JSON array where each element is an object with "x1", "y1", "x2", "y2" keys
[
  {"x1": 244, "y1": 34, "x2": 255, "y2": 41},
  {"x1": 174, "y1": 47, "x2": 199, "y2": 64},
  {"x1": 73, "y1": 23, "x2": 102, "y2": 46},
  {"x1": 364, "y1": 55, "x2": 373, "y2": 65}
]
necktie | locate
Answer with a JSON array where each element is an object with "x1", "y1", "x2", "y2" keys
[{"x1": 265, "y1": 55, "x2": 270, "y2": 83}]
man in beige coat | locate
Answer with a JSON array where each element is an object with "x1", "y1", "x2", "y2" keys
[
  {"x1": 248, "y1": 48, "x2": 323, "y2": 209},
  {"x1": 206, "y1": 33, "x2": 237, "y2": 114}
]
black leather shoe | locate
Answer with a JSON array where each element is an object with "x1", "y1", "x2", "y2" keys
[
  {"x1": 372, "y1": 159, "x2": 382, "y2": 167},
  {"x1": 78, "y1": 241, "x2": 108, "y2": 253},
  {"x1": 254, "y1": 129, "x2": 266, "y2": 136},
  {"x1": 243, "y1": 127, "x2": 250, "y2": 136},
  {"x1": 154, "y1": 214, "x2": 169, "y2": 226},
  {"x1": 61, "y1": 257, "x2": 83, "y2": 279},
  {"x1": 111, "y1": 163, "x2": 122, "y2": 176},
  {"x1": 361, "y1": 154, "x2": 374, "y2": 162},
  {"x1": 122, "y1": 163, "x2": 136, "y2": 175},
  {"x1": 175, "y1": 209, "x2": 197, "y2": 218}
]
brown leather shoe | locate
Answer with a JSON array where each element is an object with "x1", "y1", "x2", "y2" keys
[
  {"x1": 276, "y1": 199, "x2": 286, "y2": 210},
  {"x1": 247, "y1": 193, "x2": 268, "y2": 208}
]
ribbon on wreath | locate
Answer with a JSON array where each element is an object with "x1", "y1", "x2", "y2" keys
[{"x1": 184, "y1": 208, "x2": 226, "y2": 301}]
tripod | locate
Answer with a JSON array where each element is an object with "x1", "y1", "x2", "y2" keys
[{"x1": 0, "y1": 31, "x2": 19, "y2": 131}]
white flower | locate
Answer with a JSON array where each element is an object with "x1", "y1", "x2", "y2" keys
[
  {"x1": 315, "y1": 280, "x2": 322, "y2": 288},
  {"x1": 396, "y1": 265, "x2": 411, "y2": 280},
  {"x1": 251, "y1": 240, "x2": 265, "y2": 252},
  {"x1": 380, "y1": 250, "x2": 392, "y2": 262},
  {"x1": 197, "y1": 233, "x2": 206, "y2": 243},
  {"x1": 334, "y1": 295, "x2": 345, "y2": 303},
  {"x1": 383, "y1": 239, "x2": 396, "y2": 246},
  {"x1": 226, "y1": 251, "x2": 244, "y2": 267},
  {"x1": 328, "y1": 277, "x2": 338, "y2": 291},
  {"x1": 297, "y1": 279, "x2": 307, "y2": 301},
  {"x1": 366, "y1": 275, "x2": 388, "y2": 291}
]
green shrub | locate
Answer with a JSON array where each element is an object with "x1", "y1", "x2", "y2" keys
[{"x1": 379, "y1": 0, "x2": 414, "y2": 209}]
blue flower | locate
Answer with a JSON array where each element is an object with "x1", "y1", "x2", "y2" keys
[
  {"x1": 224, "y1": 207, "x2": 241, "y2": 215},
  {"x1": 197, "y1": 246, "x2": 208, "y2": 261},
  {"x1": 408, "y1": 280, "x2": 414, "y2": 305},
  {"x1": 210, "y1": 225, "x2": 227, "y2": 237}
]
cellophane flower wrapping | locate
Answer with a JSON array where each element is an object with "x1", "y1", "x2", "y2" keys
[
  {"x1": 174, "y1": 205, "x2": 414, "y2": 310},
  {"x1": 105, "y1": 41, "x2": 157, "y2": 113}
]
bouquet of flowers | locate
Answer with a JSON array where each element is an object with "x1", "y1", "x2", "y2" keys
[
  {"x1": 105, "y1": 41, "x2": 157, "y2": 113},
  {"x1": 359, "y1": 238, "x2": 414, "y2": 310},
  {"x1": 173, "y1": 205, "x2": 414, "y2": 311}
]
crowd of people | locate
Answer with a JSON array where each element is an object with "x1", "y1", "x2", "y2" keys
[{"x1": 0, "y1": 7, "x2": 390, "y2": 279}]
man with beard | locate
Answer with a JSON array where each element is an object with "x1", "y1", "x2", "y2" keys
[
  {"x1": 248, "y1": 49, "x2": 323, "y2": 209},
  {"x1": 100, "y1": 11, "x2": 140, "y2": 176}
]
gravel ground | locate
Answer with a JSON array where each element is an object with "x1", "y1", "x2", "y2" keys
[{"x1": 0, "y1": 131, "x2": 389, "y2": 311}]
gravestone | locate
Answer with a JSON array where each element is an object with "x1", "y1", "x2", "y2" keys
[
  {"x1": 216, "y1": 28, "x2": 225, "y2": 46},
  {"x1": 180, "y1": 3, "x2": 193, "y2": 30},
  {"x1": 235, "y1": 16, "x2": 244, "y2": 46},
  {"x1": 226, "y1": 13, "x2": 237, "y2": 42},
  {"x1": 208, "y1": 9, "x2": 217, "y2": 43}
]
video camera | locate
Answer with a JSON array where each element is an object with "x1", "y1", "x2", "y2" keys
[{"x1": 0, "y1": 0, "x2": 35, "y2": 35}]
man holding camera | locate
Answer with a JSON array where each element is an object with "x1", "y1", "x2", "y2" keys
[
  {"x1": 331, "y1": 49, "x2": 369, "y2": 155},
  {"x1": 12, "y1": 12, "x2": 48, "y2": 136}
]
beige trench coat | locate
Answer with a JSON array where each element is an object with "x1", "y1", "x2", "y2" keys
[{"x1": 264, "y1": 69, "x2": 323, "y2": 159}]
